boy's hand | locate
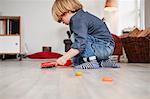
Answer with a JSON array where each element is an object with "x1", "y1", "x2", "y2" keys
[
  {"x1": 56, "y1": 48, "x2": 79, "y2": 65},
  {"x1": 56, "y1": 56, "x2": 67, "y2": 65}
]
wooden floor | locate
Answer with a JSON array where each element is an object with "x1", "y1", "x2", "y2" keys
[{"x1": 0, "y1": 59, "x2": 150, "y2": 99}]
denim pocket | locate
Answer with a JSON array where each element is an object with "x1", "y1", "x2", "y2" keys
[
  {"x1": 105, "y1": 42, "x2": 114, "y2": 56},
  {"x1": 108, "y1": 45, "x2": 114, "y2": 55},
  {"x1": 91, "y1": 40, "x2": 114, "y2": 60}
]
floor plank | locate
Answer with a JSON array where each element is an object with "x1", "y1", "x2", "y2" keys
[{"x1": 0, "y1": 60, "x2": 150, "y2": 99}]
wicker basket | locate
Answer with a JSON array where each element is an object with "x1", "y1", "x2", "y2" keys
[{"x1": 121, "y1": 37, "x2": 150, "y2": 63}]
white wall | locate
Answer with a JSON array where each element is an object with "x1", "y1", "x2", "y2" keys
[
  {"x1": 118, "y1": 0, "x2": 138, "y2": 35},
  {"x1": 0, "y1": 0, "x2": 106, "y2": 54},
  {"x1": 0, "y1": 3, "x2": 2, "y2": 15},
  {"x1": 145, "y1": 0, "x2": 150, "y2": 28},
  {"x1": 80, "y1": 0, "x2": 105, "y2": 18}
]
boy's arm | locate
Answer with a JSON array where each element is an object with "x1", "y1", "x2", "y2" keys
[
  {"x1": 63, "y1": 48, "x2": 79, "y2": 59},
  {"x1": 56, "y1": 48, "x2": 79, "y2": 65}
]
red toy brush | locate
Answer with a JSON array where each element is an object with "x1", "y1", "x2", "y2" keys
[{"x1": 41, "y1": 59, "x2": 72, "y2": 68}]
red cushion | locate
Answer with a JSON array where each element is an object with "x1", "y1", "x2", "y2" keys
[{"x1": 27, "y1": 52, "x2": 63, "y2": 59}]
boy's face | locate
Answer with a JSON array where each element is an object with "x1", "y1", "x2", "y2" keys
[{"x1": 59, "y1": 12, "x2": 73, "y2": 25}]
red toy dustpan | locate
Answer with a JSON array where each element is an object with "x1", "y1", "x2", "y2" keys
[
  {"x1": 41, "y1": 61, "x2": 57, "y2": 68},
  {"x1": 41, "y1": 59, "x2": 72, "y2": 68}
]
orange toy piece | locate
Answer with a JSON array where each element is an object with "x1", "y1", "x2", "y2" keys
[
  {"x1": 75, "y1": 72, "x2": 82, "y2": 76},
  {"x1": 101, "y1": 77, "x2": 113, "y2": 82}
]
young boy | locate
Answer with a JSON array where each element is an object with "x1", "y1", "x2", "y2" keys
[{"x1": 52, "y1": 0, "x2": 119, "y2": 69}]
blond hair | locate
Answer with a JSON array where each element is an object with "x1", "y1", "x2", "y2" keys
[{"x1": 52, "y1": 0, "x2": 83, "y2": 22}]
